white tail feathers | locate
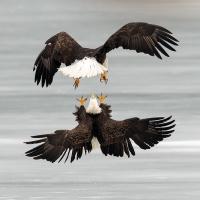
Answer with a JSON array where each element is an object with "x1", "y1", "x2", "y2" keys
[{"x1": 59, "y1": 57, "x2": 108, "y2": 79}]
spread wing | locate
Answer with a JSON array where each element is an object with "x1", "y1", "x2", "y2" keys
[
  {"x1": 34, "y1": 32, "x2": 81, "y2": 87},
  {"x1": 97, "y1": 22, "x2": 178, "y2": 60},
  {"x1": 99, "y1": 105, "x2": 175, "y2": 157},
  {"x1": 25, "y1": 106, "x2": 93, "y2": 163}
]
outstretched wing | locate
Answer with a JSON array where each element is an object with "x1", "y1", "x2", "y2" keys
[
  {"x1": 99, "y1": 107, "x2": 175, "y2": 157},
  {"x1": 25, "y1": 128, "x2": 92, "y2": 163},
  {"x1": 34, "y1": 32, "x2": 81, "y2": 87},
  {"x1": 97, "y1": 22, "x2": 178, "y2": 60},
  {"x1": 25, "y1": 106, "x2": 93, "y2": 163}
]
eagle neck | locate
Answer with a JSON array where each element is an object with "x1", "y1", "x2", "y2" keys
[{"x1": 86, "y1": 98, "x2": 102, "y2": 114}]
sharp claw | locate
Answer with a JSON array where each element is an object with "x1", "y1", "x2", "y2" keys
[
  {"x1": 73, "y1": 83, "x2": 77, "y2": 90},
  {"x1": 100, "y1": 78, "x2": 108, "y2": 84},
  {"x1": 98, "y1": 93, "x2": 107, "y2": 104},
  {"x1": 77, "y1": 96, "x2": 87, "y2": 105},
  {"x1": 73, "y1": 78, "x2": 80, "y2": 89},
  {"x1": 100, "y1": 72, "x2": 108, "y2": 84}
]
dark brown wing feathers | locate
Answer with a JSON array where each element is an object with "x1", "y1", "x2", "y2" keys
[
  {"x1": 98, "y1": 22, "x2": 178, "y2": 59},
  {"x1": 25, "y1": 106, "x2": 93, "y2": 163},
  {"x1": 25, "y1": 129, "x2": 93, "y2": 163},
  {"x1": 34, "y1": 32, "x2": 81, "y2": 87},
  {"x1": 100, "y1": 110, "x2": 175, "y2": 157},
  {"x1": 127, "y1": 116, "x2": 175, "y2": 150}
]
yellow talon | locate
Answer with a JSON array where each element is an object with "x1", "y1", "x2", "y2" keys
[
  {"x1": 97, "y1": 93, "x2": 107, "y2": 104},
  {"x1": 100, "y1": 71, "x2": 108, "y2": 84},
  {"x1": 76, "y1": 96, "x2": 87, "y2": 106},
  {"x1": 73, "y1": 78, "x2": 80, "y2": 89}
]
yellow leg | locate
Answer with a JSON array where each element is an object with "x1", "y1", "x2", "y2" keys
[
  {"x1": 100, "y1": 71, "x2": 108, "y2": 84},
  {"x1": 73, "y1": 78, "x2": 80, "y2": 89}
]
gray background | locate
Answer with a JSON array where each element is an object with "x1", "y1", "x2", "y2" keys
[{"x1": 0, "y1": 0, "x2": 200, "y2": 199}]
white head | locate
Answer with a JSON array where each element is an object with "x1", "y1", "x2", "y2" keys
[{"x1": 86, "y1": 94, "x2": 102, "y2": 114}]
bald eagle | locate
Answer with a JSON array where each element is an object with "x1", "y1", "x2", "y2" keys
[
  {"x1": 25, "y1": 94, "x2": 175, "y2": 163},
  {"x1": 34, "y1": 22, "x2": 179, "y2": 88}
]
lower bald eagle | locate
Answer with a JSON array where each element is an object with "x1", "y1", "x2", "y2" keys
[
  {"x1": 25, "y1": 94, "x2": 175, "y2": 163},
  {"x1": 34, "y1": 22, "x2": 179, "y2": 88}
]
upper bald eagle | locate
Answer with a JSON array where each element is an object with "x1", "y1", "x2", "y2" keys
[
  {"x1": 25, "y1": 94, "x2": 175, "y2": 163},
  {"x1": 34, "y1": 22, "x2": 179, "y2": 88}
]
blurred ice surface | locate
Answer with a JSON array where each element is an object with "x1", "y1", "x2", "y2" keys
[{"x1": 0, "y1": 0, "x2": 200, "y2": 199}]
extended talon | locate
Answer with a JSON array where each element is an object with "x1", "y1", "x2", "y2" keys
[
  {"x1": 97, "y1": 93, "x2": 107, "y2": 104},
  {"x1": 100, "y1": 71, "x2": 108, "y2": 84},
  {"x1": 73, "y1": 78, "x2": 80, "y2": 89},
  {"x1": 76, "y1": 96, "x2": 87, "y2": 106}
]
